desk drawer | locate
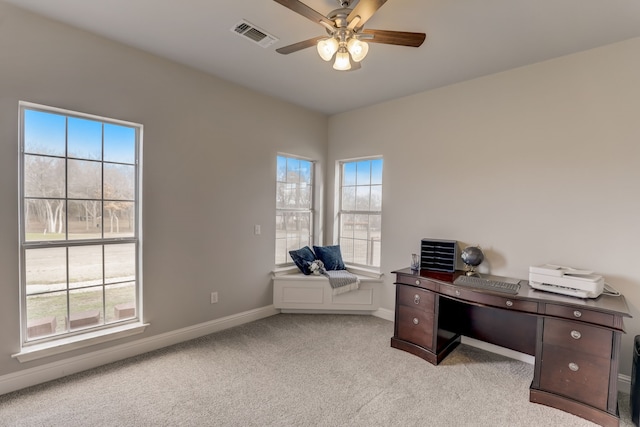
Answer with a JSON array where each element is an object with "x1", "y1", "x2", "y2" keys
[
  {"x1": 439, "y1": 284, "x2": 538, "y2": 314},
  {"x1": 395, "y1": 274, "x2": 438, "y2": 291},
  {"x1": 544, "y1": 304, "x2": 614, "y2": 328},
  {"x1": 543, "y1": 318, "x2": 612, "y2": 357},
  {"x1": 397, "y1": 285, "x2": 435, "y2": 312},
  {"x1": 539, "y1": 343, "x2": 610, "y2": 410},
  {"x1": 396, "y1": 305, "x2": 434, "y2": 350}
]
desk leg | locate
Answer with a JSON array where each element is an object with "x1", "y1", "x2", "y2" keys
[
  {"x1": 608, "y1": 332, "x2": 622, "y2": 415},
  {"x1": 530, "y1": 389, "x2": 619, "y2": 427},
  {"x1": 390, "y1": 335, "x2": 460, "y2": 366},
  {"x1": 531, "y1": 316, "x2": 544, "y2": 389}
]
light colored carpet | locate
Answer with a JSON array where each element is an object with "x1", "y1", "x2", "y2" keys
[{"x1": 0, "y1": 314, "x2": 634, "y2": 426}]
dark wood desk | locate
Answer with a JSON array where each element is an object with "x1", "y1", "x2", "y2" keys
[{"x1": 391, "y1": 268, "x2": 631, "y2": 427}]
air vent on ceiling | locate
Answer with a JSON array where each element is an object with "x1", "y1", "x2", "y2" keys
[{"x1": 231, "y1": 20, "x2": 278, "y2": 48}]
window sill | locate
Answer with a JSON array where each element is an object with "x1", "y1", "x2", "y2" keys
[
  {"x1": 12, "y1": 322, "x2": 149, "y2": 363},
  {"x1": 272, "y1": 265, "x2": 300, "y2": 276},
  {"x1": 272, "y1": 264, "x2": 383, "y2": 280},
  {"x1": 344, "y1": 265, "x2": 383, "y2": 279}
]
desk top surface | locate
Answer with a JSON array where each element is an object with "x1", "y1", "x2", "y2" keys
[{"x1": 393, "y1": 267, "x2": 631, "y2": 318}]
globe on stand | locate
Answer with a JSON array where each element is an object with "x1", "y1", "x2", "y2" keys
[{"x1": 461, "y1": 245, "x2": 484, "y2": 276}]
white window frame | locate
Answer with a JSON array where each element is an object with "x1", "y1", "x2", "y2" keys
[
  {"x1": 15, "y1": 101, "x2": 146, "y2": 362},
  {"x1": 336, "y1": 156, "x2": 383, "y2": 270},
  {"x1": 275, "y1": 154, "x2": 315, "y2": 266}
]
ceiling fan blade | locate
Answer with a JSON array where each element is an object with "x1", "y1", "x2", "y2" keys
[
  {"x1": 273, "y1": 0, "x2": 335, "y2": 29},
  {"x1": 361, "y1": 29, "x2": 426, "y2": 47},
  {"x1": 347, "y1": 0, "x2": 388, "y2": 31},
  {"x1": 276, "y1": 36, "x2": 326, "y2": 55}
]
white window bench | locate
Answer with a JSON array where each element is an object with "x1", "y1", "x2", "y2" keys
[{"x1": 272, "y1": 268, "x2": 382, "y2": 314}]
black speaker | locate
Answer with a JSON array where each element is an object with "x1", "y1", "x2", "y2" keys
[{"x1": 632, "y1": 335, "x2": 640, "y2": 426}]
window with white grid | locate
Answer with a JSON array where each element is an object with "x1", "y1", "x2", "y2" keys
[
  {"x1": 338, "y1": 158, "x2": 383, "y2": 268},
  {"x1": 275, "y1": 155, "x2": 314, "y2": 265},
  {"x1": 19, "y1": 102, "x2": 142, "y2": 344}
]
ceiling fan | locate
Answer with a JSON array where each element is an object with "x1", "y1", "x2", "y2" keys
[{"x1": 273, "y1": 0, "x2": 426, "y2": 71}]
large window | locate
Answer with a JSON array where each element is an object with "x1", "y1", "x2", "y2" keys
[
  {"x1": 275, "y1": 155, "x2": 314, "y2": 265},
  {"x1": 19, "y1": 102, "x2": 142, "y2": 344},
  {"x1": 338, "y1": 158, "x2": 383, "y2": 268}
]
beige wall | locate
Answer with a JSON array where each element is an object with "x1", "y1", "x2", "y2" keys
[
  {"x1": 2, "y1": 0, "x2": 640, "y2": 387},
  {"x1": 328, "y1": 37, "x2": 640, "y2": 374},
  {"x1": 0, "y1": 3, "x2": 327, "y2": 377}
]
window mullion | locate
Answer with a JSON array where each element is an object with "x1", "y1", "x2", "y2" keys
[{"x1": 65, "y1": 246, "x2": 70, "y2": 333}]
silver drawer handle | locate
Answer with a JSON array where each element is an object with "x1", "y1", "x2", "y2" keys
[
  {"x1": 455, "y1": 290, "x2": 461, "y2": 296},
  {"x1": 414, "y1": 295, "x2": 421, "y2": 304},
  {"x1": 413, "y1": 318, "x2": 419, "y2": 325},
  {"x1": 415, "y1": 280, "x2": 421, "y2": 286},
  {"x1": 505, "y1": 300, "x2": 513, "y2": 307},
  {"x1": 573, "y1": 310, "x2": 582, "y2": 318},
  {"x1": 570, "y1": 330, "x2": 582, "y2": 340},
  {"x1": 568, "y1": 362, "x2": 579, "y2": 372}
]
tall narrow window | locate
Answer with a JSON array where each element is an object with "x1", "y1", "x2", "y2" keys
[
  {"x1": 19, "y1": 102, "x2": 142, "y2": 343},
  {"x1": 275, "y1": 155, "x2": 314, "y2": 265},
  {"x1": 338, "y1": 158, "x2": 383, "y2": 268}
]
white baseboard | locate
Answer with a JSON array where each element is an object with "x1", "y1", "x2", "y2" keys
[
  {"x1": 461, "y1": 336, "x2": 535, "y2": 364},
  {"x1": 277, "y1": 307, "x2": 395, "y2": 320},
  {"x1": 0, "y1": 305, "x2": 279, "y2": 396},
  {"x1": 619, "y1": 373, "x2": 631, "y2": 395},
  {"x1": 373, "y1": 307, "x2": 394, "y2": 322}
]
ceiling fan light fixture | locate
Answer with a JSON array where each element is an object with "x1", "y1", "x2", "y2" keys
[
  {"x1": 317, "y1": 37, "x2": 339, "y2": 61},
  {"x1": 274, "y1": 0, "x2": 427, "y2": 72},
  {"x1": 333, "y1": 47, "x2": 352, "y2": 71},
  {"x1": 347, "y1": 38, "x2": 368, "y2": 62}
]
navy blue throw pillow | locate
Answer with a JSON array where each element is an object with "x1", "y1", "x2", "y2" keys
[
  {"x1": 313, "y1": 245, "x2": 346, "y2": 271},
  {"x1": 289, "y1": 246, "x2": 316, "y2": 275}
]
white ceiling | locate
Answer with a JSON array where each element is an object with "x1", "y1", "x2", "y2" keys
[{"x1": 4, "y1": 0, "x2": 640, "y2": 115}]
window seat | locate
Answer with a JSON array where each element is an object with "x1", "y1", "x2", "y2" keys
[{"x1": 272, "y1": 268, "x2": 382, "y2": 313}]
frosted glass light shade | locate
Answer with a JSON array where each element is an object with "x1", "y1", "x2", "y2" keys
[
  {"x1": 317, "y1": 38, "x2": 339, "y2": 61},
  {"x1": 333, "y1": 49, "x2": 351, "y2": 70},
  {"x1": 347, "y1": 38, "x2": 369, "y2": 62}
]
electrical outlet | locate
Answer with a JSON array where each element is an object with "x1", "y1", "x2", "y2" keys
[
  {"x1": 254, "y1": 224, "x2": 261, "y2": 235},
  {"x1": 210, "y1": 291, "x2": 218, "y2": 304}
]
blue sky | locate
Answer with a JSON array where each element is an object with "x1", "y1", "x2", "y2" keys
[
  {"x1": 24, "y1": 108, "x2": 137, "y2": 164},
  {"x1": 343, "y1": 159, "x2": 382, "y2": 186}
]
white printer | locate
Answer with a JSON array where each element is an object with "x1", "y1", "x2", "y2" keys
[{"x1": 528, "y1": 264, "x2": 604, "y2": 298}]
